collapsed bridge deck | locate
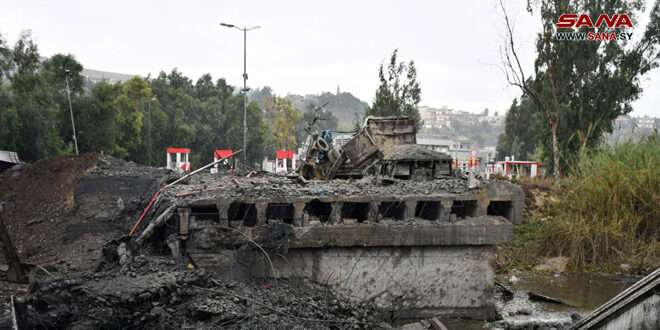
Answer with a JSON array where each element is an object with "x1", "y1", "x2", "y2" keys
[
  {"x1": 168, "y1": 174, "x2": 522, "y2": 228},
  {"x1": 129, "y1": 173, "x2": 522, "y2": 319}
]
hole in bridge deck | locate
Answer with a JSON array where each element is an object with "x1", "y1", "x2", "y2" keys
[
  {"x1": 228, "y1": 202, "x2": 257, "y2": 227},
  {"x1": 341, "y1": 202, "x2": 370, "y2": 223},
  {"x1": 451, "y1": 200, "x2": 478, "y2": 218},
  {"x1": 415, "y1": 201, "x2": 443, "y2": 220},
  {"x1": 487, "y1": 200, "x2": 513, "y2": 221},
  {"x1": 266, "y1": 203, "x2": 295, "y2": 224},
  {"x1": 190, "y1": 205, "x2": 220, "y2": 222},
  {"x1": 378, "y1": 202, "x2": 406, "y2": 220},
  {"x1": 304, "y1": 199, "x2": 332, "y2": 223}
]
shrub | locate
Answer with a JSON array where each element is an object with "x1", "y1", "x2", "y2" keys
[{"x1": 497, "y1": 134, "x2": 660, "y2": 273}]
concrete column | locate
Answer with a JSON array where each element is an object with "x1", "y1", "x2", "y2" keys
[
  {"x1": 511, "y1": 197, "x2": 523, "y2": 225},
  {"x1": 441, "y1": 200, "x2": 453, "y2": 221},
  {"x1": 216, "y1": 203, "x2": 230, "y2": 227},
  {"x1": 293, "y1": 202, "x2": 305, "y2": 227},
  {"x1": 367, "y1": 201, "x2": 381, "y2": 222},
  {"x1": 178, "y1": 207, "x2": 190, "y2": 236},
  {"x1": 477, "y1": 197, "x2": 488, "y2": 217},
  {"x1": 405, "y1": 201, "x2": 416, "y2": 220},
  {"x1": 367, "y1": 202, "x2": 378, "y2": 222},
  {"x1": 255, "y1": 202, "x2": 267, "y2": 226},
  {"x1": 329, "y1": 202, "x2": 343, "y2": 224}
]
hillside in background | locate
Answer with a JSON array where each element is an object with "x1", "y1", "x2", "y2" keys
[
  {"x1": 289, "y1": 91, "x2": 368, "y2": 129},
  {"x1": 248, "y1": 87, "x2": 368, "y2": 129},
  {"x1": 72, "y1": 67, "x2": 368, "y2": 129},
  {"x1": 81, "y1": 68, "x2": 135, "y2": 83}
]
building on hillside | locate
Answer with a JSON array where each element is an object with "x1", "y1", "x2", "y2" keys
[
  {"x1": 449, "y1": 109, "x2": 482, "y2": 127},
  {"x1": 418, "y1": 106, "x2": 452, "y2": 129},
  {"x1": 486, "y1": 114, "x2": 504, "y2": 126},
  {"x1": 637, "y1": 116, "x2": 656, "y2": 129},
  {"x1": 419, "y1": 105, "x2": 505, "y2": 129}
]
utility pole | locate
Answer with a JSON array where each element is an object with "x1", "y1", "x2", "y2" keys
[
  {"x1": 65, "y1": 69, "x2": 79, "y2": 155},
  {"x1": 220, "y1": 22, "x2": 260, "y2": 167},
  {"x1": 148, "y1": 97, "x2": 155, "y2": 166}
]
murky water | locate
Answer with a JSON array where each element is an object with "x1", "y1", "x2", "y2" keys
[
  {"x1": 418, "y1": 272, "x2": 638, "y2": 330},
  {"x1": 499, "y1": 272, "x2": 637, "y2": 312},
  {"x1": 491, "y1": 272, "x2": 637, "y2": 329}
]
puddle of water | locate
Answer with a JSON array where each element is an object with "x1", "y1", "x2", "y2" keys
[
  {"x1": 492, "y1": 272, "x2": 637, "y2": 329},
  {"x1": 501, "y1": 272, "x2": 637, "y2": 312},
  {"x1": 402, "y1": 272, "x2": 638, "y2": 330}
]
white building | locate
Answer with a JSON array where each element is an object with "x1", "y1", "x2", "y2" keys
[
  {"x1": 418, "y1": 106, "x2": 452, "y2": 129},
  {"x1": 637, "y1": 116, "x2": 656, "y2": 129}
]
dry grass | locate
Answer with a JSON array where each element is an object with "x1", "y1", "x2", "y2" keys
[{"x1": 497, "y1": 134, "x2": 660, "y2": 274}]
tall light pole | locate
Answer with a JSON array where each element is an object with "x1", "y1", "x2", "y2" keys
[
  {"x1": 220, "y1": 22, "x2": 260, "y2": 167},
  {"x1": 148, "y1": 96, "x2": 156, "y2": 166},
  {"x1": 64, "y1": 69, "x2": 79, "y2": 155}
]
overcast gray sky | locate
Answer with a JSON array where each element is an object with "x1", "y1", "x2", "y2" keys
[{"x1": 2, "y1": 0, "x2": 658, "y2": 116}]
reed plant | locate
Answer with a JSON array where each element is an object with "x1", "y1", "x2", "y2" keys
[{"x1": 497, "y1": 133, "x2": 660, "y2": 273}]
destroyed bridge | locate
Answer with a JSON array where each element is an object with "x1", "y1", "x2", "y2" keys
[{"x1": 74, "y1": 117, "x2": 523, "y2": 320}]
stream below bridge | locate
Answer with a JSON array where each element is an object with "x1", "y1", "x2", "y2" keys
[{"x1": 403, "y1": 271, "x2": 639, "y2": 329}]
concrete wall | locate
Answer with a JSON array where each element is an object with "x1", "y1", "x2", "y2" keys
[
  {"x1": 265, "y1": 246, "x2": 497, "y2": 319},
  {"x1": 186, "y1": 218, "x2": 511, "y2": 320}
]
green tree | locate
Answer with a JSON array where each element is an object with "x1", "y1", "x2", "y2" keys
[
  {"x1": 77, "y1": 82, "x2": 122, "y2": 155},
  {"x1": 0, "y1": 34, "x2": 20, "y2": 151},
  {"x1": 115, "y1": 77, "x2": 150, "y2": 158},
  {"x1": 497, "y1": 94, "x2": 543, "y2": 160},
  {"x1": 42, "y1": 54, "x2": 84, "y2": 92},
  {"x1": 42, "y1": 53, "x2": 85, "y2": 145},
  {"x1": 222, "y1": 95, "x2": 265, "y2": 165},
  {"x1": 264, "y1": 95, "x2": 301, "y2": 151},
  {"x1": 499, "y1": 0, "x2": 660, "y2": 178},
  {"x1": 150, "y1": 70, "x2": 197, "y2": 163},
  {"x1": 194, "y1": 73, "x2": 220, "y2": 102},
  {"x1": 6, "y1": 31, "x2": 64, "y2": 160},
  {"x1": 365, "y1": 49, "x2": 422, "y2": 129},
  {"x1": 0, "y1": 34, "x2": 11, "y2": 80}
]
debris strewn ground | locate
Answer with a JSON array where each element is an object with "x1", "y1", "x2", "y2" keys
[
  {"x1": 1, "y1": 253, "x2": 388, "y2": 329},
  {"x1": 0, "y1": 153, "x2": 391, "y2": 329}
]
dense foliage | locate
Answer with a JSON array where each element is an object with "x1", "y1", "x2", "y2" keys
[
  {"x1": 0, "y1": 32, "x2": 326, "y2": 167},
  {"x1": 498, "y1": 134, "x2": 660, "y2": 273},
  {"x1": 365, "y1": 49, "x2": 422, "y2": 130},
  {"x1": 498, "y1": 0, "x2": 660, "y2": 175},
  {"x1": 497, "y1": 93, "x2": 544, "y2": 161}
]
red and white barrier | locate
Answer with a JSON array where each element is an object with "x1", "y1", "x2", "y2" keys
[
  {"x1": 166, "y1": 148, "x2": 191, "y2": 173},
  {"x1": 211, "y1": 150, "x2": 233, "y2": 173}
]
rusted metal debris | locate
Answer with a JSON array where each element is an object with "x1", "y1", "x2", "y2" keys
[{"x1": 298, "y1": 116, "x2": 451, "y2": 180}]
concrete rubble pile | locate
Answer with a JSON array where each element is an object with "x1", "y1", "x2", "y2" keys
[
  {"x1": 0, "y1": 154, "x2": 388, "y2": 329},
  {"x1": 1, "y1": 251, "x2": 386, "y2": 329}
]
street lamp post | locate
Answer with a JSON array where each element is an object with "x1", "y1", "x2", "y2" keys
[
  {"x1": 148, "y1": 96, "x2": 156, "y2": 166},
  {"x1": 220, "y1": 22, "x2": 260, "y2": 167},
  {"x1": 64, "y1": 69, "x2": 79, "y2": 155}
]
